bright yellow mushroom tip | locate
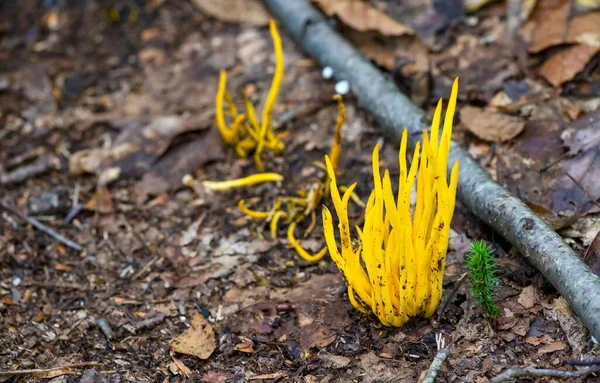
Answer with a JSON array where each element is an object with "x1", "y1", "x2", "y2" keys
[{"x1": 322, "y1": 78, "x2": 460, "y2": 327}]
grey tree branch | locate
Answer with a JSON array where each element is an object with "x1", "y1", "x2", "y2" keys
[
  {"x1": 263, "y1": 0, "x2": 600, "y2": 341},
  {"x1": 490, "y1": 365, "x2": 600, "y2": 383}
]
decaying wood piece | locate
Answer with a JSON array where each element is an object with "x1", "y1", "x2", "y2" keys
[{"x1": 263, "y1": 0, "x2": 600, "y2": 341}]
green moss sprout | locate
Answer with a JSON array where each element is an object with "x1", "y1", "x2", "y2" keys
[{"x1": 465, "y1": 240, "x2": 500, "y2": 317}]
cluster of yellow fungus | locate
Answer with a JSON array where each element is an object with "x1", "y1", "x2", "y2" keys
[
  {"x1": 215, "y1": 19, "x2": 286, "y2": 172},
  {"x1": 322, "y1": 79, "x2": 460, "y2": 326},
  {"x1": 238, "y1": 95, "x2": 362, "y2": 262}
]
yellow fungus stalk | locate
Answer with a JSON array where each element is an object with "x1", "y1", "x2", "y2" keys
[
  {"x1": 322, "y1": 78, "x2": 460, "y2": 326},
  {"x1": 287, "y1": 223, "x2": 328, "y2": 263},
  {"x1": 202, "y1": 173, "x2": 283, "y2": 191}
]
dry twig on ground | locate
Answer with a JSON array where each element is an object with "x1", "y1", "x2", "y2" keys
[
  {"x1": 263, "y1": 0, "x2": 600, "y2": 341},
  {"x1": 0, "y1": 201, "x2": 83, "y2": 251},
  {"x1": 0, "y1": 362, "x2": 99, "y2": 377}
]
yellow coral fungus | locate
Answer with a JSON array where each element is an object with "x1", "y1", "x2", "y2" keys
[
  {"x1": 215, "y1": 19, "x2": 285, "y2": 171},
  {"x1": 322, "y1": 78, "x2": 460, "y2": 326}
]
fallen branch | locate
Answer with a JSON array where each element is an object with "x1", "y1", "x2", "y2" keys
[
  {"x1": 0, "y1": 201, "x2": 83, "y2": 251},
  {"x1": 263, "y1": 0, "x2": 600, "y2": 341},
  {"x1": 0, "y1": 361, "x2": 99, "y2": 376},
  {"x1": 490, "y1": 365, "x2": 600, "y2": 383}
]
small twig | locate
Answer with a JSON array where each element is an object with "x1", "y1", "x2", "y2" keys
[
  {"x1": 0, "y1": 156, "x2": 59, "y2": 185},
  {"x1": 439, "y1": 272, "x2": 468, "y2": 320},
  {"x1": 131, "y1": 255, "x2": 160, "y2": 280},
  {"x1": 565, "y1": 172, "x2": 600, "y2": 210},
  {"x1": 568, "y1": 359, "x2": 600, "y2": 366},
  {"x1": 422, "y1": 334, "x2": 451, "y2": 383},
  {"x1": 96, "y1": 317, "x2": 115, "y2": 340},
  {"x1": 490, "y1": 365, "x2": 600, "y2": 383},
  {"x1": 0, "y1": 361, "x2": 99, "y2": 376},
  {"x1": 5, "y1": 147, "x2": 46, "y2": 168},
  {"x1": 64, "y1": 183, "x2": 83, "y2": 224},
  {"x1": 0, "y1": 201, "x2": 83, "y2": 251},
  {"x1": 133, "y1": 313, "x2": 166, "y2": 332},
  {"x1": 540, "y1": 151, "x2": 570, "y2": 173}
]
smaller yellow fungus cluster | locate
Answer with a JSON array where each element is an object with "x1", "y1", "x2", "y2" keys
[
  {"x1": 322, "y1": 79, "x2": 460, "y2": 326},
  {"x1": 215, "y1": 19, "x2": 285, "y2": 172},
  {"x1": 238, "y1": 95, "x2": 361, "y2": 263}
]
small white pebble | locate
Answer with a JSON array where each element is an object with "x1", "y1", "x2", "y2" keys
[
  {"x1": 322, "y1": 66, "x2": 334, "y2": 79},
  {"x1": 465, "y1": 16, "x2": 478, "y2": 26},
  {"x1": 12, "y1": 277, "x2": 21, "y2": 286},
  {"x1": 335, "y1": 80, "x2": 350, "y2": 95}
]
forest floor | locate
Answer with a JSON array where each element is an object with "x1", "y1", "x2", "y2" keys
[{"x1": 1, "y1": 0, "x2": 600, "y2": 382}]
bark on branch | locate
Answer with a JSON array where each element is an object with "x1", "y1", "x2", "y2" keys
[{"x1": 263, "y1": 0, "x2": 600, "y2": 340}]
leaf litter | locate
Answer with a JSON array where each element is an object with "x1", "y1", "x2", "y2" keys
[{"x1": 2, "y1": 1, "x2": 600, "y2": 382}]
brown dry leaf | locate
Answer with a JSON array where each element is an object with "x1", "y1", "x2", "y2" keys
[
  {"x1": 314, "y1": 0, "x2": 413, "y2": 36},
  {"x1": 191, "y1": 0, "x2": 270, "y2": 26},
  {"x1": 460, "y1": 106, "x2": 525, "y2": 142},
  {"x1": 171, "y1": 312, "x2": 216, "y2": 360},
  {"x1": 525, "y1": 1, "x2": 600, "y2": 53},
  {"x1": 537, "y1": 341, "x2": 567, "y2": 354},
  {"x1": 518, "y1": 285, "x2": 537, "y2": 309},
  {"x1": 539, "y1": 44, "x2": 600, "y2": 87}
]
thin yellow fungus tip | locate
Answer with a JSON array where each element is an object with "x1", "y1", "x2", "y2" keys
[
  {"x1": 322, "y1": 78, "x2": 460, "y2": 327},
  {"x1": 202, "y1": 173, "x2": 283, "y2": 191}
]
